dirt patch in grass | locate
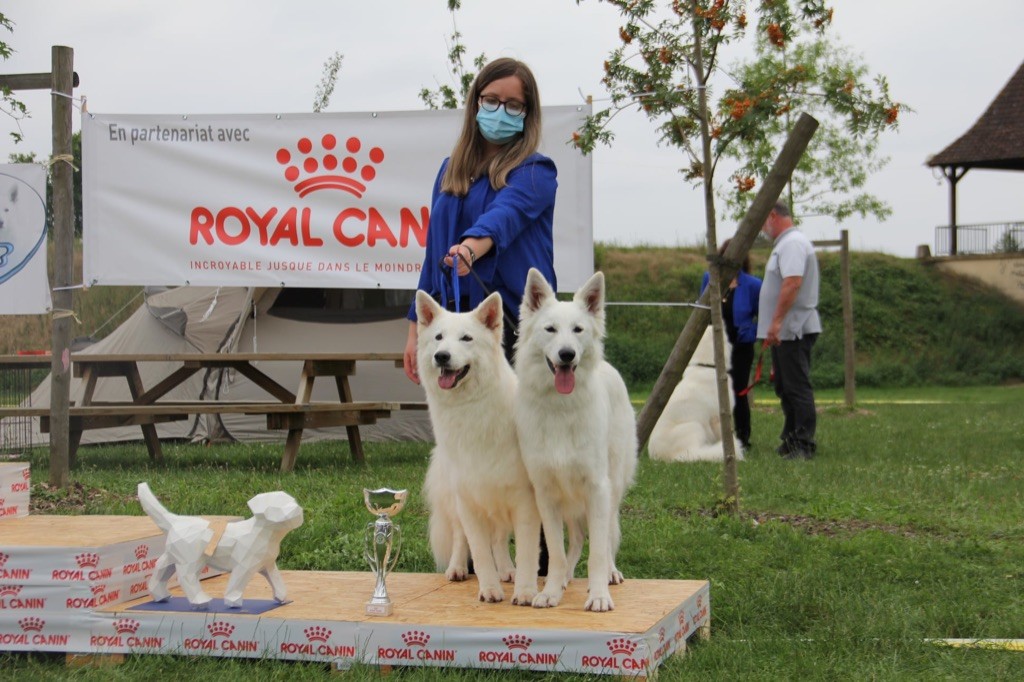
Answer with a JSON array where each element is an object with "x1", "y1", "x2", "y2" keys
[
  {"x1": 29, "y1": 481, "x2": 127, "y2": 514},
  {"x1": 672, "y1": 507, "x2": 920, "y2": 538},
  {"x1": 744, "y1": 511, "x2": 919, "y2": 538}
]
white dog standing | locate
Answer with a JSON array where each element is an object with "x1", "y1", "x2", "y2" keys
[
  {"x1": 515, "y1": 269, "x2": 638, "y2": 612},
  {"x1": 649, "y1": 326, "x2": 745, "y2": 463},
  {"x1": 416, "y1": 291, "x2": 541, "y2": 606}
]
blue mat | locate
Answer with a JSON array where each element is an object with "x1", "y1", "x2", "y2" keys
[{"x1": 128, "y1": 597, "x2": 290, "y2": 615}]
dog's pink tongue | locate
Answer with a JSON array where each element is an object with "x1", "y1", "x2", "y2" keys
[
  {"x1": 555, "y1": 366, "x2": 575, "y2": 394},
  {"x1": 438, "y1": 370, "x2": 459, "y2": 390}
]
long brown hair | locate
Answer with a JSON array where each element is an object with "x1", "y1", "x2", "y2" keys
[{"x1": 441, "y1": 58, "x2": 543, "y2": 196}]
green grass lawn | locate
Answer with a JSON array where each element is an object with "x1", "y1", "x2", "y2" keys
[{"x1": 3, "y1": 385, "x2": 1022, "y2": 679}]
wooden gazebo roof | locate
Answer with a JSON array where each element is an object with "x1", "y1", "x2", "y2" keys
[
  {"x1": 927, "y1": 61, "x2": 1024, "y2": 171},
  {"x1": 925, "y1": 61, "x2": 1024, "y2": 254}
]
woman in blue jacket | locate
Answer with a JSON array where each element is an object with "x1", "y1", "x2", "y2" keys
[
  {"x1": 404, "y1": 58, "x2": 557, "y2": 382},
  {"x1": 701, "y1": 239, "x2": 762, "y2": 450}
]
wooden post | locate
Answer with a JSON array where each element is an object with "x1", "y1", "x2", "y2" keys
[
  {"x1": 839, "y1": 229, "x2": 856, "y2": 409},
  {"x1": 943, "y1": 166, "x2": 966, "y2": 255},
  {"x1": 49, "y1": 46, "x2": 75, "y2": 487},
  {"x1": 636, "y1": 113, "x2": 819, "y2": 450}
]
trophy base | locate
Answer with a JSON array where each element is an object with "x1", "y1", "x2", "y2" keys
[{"x1": 365, "y1": 601, "x2": 393, "y2": 617}]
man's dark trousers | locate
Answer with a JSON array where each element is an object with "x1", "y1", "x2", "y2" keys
[{"x1": 771, "y1": 333, "x2": 818, "y2": 453}]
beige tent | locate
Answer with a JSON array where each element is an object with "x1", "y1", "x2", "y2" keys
[{"x1": 8, "y1": 286, "x2": 432, "y2": 447}]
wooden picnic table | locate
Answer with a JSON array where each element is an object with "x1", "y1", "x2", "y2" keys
[{"x1": 0, "y1": 352, "x2": 425, "y2": 472}]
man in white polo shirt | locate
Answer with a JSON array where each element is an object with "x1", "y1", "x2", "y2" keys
[{"x1": 757, "y1": 201, "x2": 821, "y2": 460}]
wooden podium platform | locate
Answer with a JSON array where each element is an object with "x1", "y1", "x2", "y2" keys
[{"x1": 0, "y1": 515, "x2": 710, "y2": 677}]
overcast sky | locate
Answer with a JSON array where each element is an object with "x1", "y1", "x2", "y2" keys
[{"x1": 3, "y1": 0, "x2": 1023, "y2": 258}]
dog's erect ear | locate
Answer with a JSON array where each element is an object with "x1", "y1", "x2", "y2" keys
[
  {"x1": 521, "y1": 268, "x2": 555, "y2": 316},
  {"x1": 574, "y1": 270, "x2": 605, "y2": 316},
  {"x1": 415, "y1": 290, "x2": 442, "y2": 327},
  {"x1": 475, "y1": 292, "x2": 504, "y2": 334}
]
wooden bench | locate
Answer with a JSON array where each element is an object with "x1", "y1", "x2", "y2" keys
[{"x1": 0, "y1": 352, "x2": 428, "y2": 472}]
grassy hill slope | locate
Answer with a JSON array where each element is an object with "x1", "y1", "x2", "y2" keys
[{"x1": 598, "y1": 245, "x2": 1024, "y2": 389}]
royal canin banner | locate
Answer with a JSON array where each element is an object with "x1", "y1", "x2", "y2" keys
[
  {"x1": 82, "y1": 108, "x2": 593, "y2": 290},
  {"x1": 0, "y1": 463, "x2": 30, "y2": 519}
]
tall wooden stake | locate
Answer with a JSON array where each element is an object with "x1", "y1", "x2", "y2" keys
[
  {"x1": 840, "y1": 229, "x2": 856, "y2": 409},
  {"x1": 49, "y1": 46, "x2": 75, "y2": 487}
]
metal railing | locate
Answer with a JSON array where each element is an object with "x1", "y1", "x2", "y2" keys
[{"x1": 934, "y1": 221, "x2": 1024, "y2": 256}]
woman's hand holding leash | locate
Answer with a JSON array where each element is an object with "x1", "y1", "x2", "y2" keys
[{"x1": 445, "y1": 237, "x2": 493, "y2": 276}]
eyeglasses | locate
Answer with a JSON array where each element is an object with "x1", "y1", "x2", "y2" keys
[{"x1": 478, "y1": 95, "x2": 527, "y2": 118}]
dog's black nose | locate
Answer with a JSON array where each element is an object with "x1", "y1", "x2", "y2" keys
[
  {"x1": 434, "y1": 350, "x2": 451, "y2": 366},
  {"x1": 558, "y1": 348, "x2": 576, "y2": 364}
]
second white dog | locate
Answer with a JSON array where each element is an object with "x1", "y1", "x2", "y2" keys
[
  {"x1": 416, "y1": 291, "x2": 541, "y2": 606},
  {"x1": 515, "y1": 269, "x2": 638, "y2": 612},
  {"x1": 648, "y1": 326, "x2": 745, "y2": 463}
]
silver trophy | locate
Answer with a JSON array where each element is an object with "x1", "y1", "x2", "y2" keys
[{"x1": 363, "y1": 487, "x2": 408, "y2": 616}]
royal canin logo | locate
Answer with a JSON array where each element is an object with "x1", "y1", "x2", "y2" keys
[
  {"x1": 0, "y1": 552, "x2": 8, "y2": 567},
  {"x1": 75, "y1": 553, "x2": 100, "y2": 569},
  {"x1": 503, "y1": 634, "x2": 533, "y2": 651},
  {"x1": 114, "y1": 618, "x2": 141, "y2": 635},
  {"x1": 607, "y1": 638, "x2": 638, "y2": 656},
  {"x1": 22, "y1": 468, "x2": 30, "y2": 480},
  {"x1": 134, "y1": 545, "x2": 149, "y2": 560},
  {"x1": 189, "y1": 132, "x2": 428, "y2": 256},
  {"x1": 90, "y1": 584, "x2": 107, "y2": 596},
  {"x1": 478, "y1": 632, "x2": 559, "y2": 666},
  {"x1": 277, "y1": 135, "x2": 384, "y2": 199},
  {"x1": 0, "y1": 585, "x2": 21, "y2": 597},
  {"x1": 277, "y1": 624, "x2": 355, "y2": 658},
  {"x1": 207, "y1": 621, "x2": 236, "y2": 638},
  {"x1": 659, "y1": 627, "x2": 666, "y2": 643},
  {"x1": 580, "y1": 637, "x2": 648, "y2": 671},
  {"x1": 19, "y1": 617, "x2": 44, "y2": 632},
  {"x1": 401, "y1": 630, "x2": 429, "y2": 647},
  {"x1": 304, "y1": 626, "x2": 331, "y2": 643}
]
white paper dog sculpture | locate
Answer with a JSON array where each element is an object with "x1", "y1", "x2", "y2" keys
[{"x1": 137, "y1": 482, "x2": 304, "y2": 609}]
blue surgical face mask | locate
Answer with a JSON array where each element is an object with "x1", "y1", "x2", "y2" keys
[{"x1": 476, "y1": 107, "x2": 524, "y2": 144}]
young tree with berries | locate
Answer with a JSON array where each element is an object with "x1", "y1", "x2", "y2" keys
[{"x1": 573, "y1": 0, "x2": 903, "y2": 510}]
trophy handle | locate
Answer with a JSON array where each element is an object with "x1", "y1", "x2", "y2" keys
[{"x1": 387, "y1": 525, "x2": 402, "y2": 573}]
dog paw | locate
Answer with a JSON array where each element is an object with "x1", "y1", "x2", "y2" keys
[
  {"x1": 478, "y1": 585, "x2": 505, "y2": 603},
  {"x1": 511, "y1": 588, "x2": 537, "y2": 606},
  {"x1": 584, "y1": 593, "x2": 615, "y2": 612},
  {"x1": 497, "y1": 568, "x2": 516, "y2": 583},
  {"x1": 531, "y1": 590, "x2": 562, "y2": 609},
  {"x1": 609, "y1": 569, "x2": 625, "y2": 585},
  {"x1": 446, "y1": 566, "x2": 469, "y2": 582}
]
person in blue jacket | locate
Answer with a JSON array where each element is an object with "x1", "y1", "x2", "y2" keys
[
  {"x1": 404, "y1": 57, "x2": 557, "y2": 383},
  {"x1": 700, "y1": 239, "x2": 762, "y2": 450}
]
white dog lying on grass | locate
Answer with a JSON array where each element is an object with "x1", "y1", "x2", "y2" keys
[{"x1": 648, "y1": 326, "x2": 745, "y2": 463}]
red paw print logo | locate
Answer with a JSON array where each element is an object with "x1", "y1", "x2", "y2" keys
[
  {"x1": 606, "y1": 637, "x2": 637, "y2": 656},
  {"x1": 207, "y1": 621, "x2": 236, "y2": 638},
  {"x1": 114, "y1": 618, "x2": 140, "y2": 635},
  {"x1": 276, "y1": 134, "x2": 384, "y2": 198},
  {"x1": 75, "y1": 552, "x2": 100, "y2": 569},
  {"x1": 502, "y1": 634, "x2": 532, "y2": 650},
  {"x1": 19, "y1": 617, "x2": 45, "y2": 632},
  {"x1": 304, "y1": 626, "x2": 331, "y2": 643},
  {"x1": 401, "y1": 630, "x2": 429, "y2": 647}
]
